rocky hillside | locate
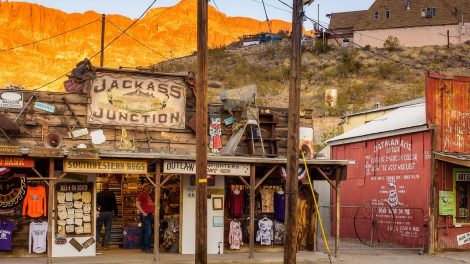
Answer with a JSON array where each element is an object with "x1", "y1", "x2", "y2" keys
[
  {"x1": 0, "y1": 0, "x2": 291, "y2": 91},
  {"x1": 153, "y1": 41, "x2": 470, "y2": 145}
]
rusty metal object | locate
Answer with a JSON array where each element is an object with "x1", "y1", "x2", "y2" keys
[{"x1": 425, "y1": 72, "x2": 470, "y2": 152}]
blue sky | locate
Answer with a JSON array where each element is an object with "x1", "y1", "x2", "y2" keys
[{"x1": 11, "y1": 0, "x2": 374, "y2": 29}]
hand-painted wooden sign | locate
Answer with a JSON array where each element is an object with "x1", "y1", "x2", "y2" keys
[
  {"x1": 34, "y1": 102, "x2": 55, "y2": 113},
  {"x1": 0, "y1": 146, "x2": 22, "y2": 156},
  {"x1": 0, "y1": 156, "x2": 34, "y2": 168},
  {"x1": 88, "y1": 72, "x2": 186, "y2": 129},
  {"x1": 457, "y1": 232, "x2": 470, "y2": 246},
  {"x1": 163, "y1": 160, "x2": 250, "y2": 176},
  {"x1": 0, "y1": 92, "x2": 23, "y2": 109},
  {"x1": 64, "y1": 159, "x2": 147, "y2": 174}
]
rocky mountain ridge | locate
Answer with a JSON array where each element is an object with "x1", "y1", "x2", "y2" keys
[{"x1": 0, "y1": 0, "x2": 291, "y2": 91}]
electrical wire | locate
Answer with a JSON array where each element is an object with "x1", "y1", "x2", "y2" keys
[
  {"x1": 211, "y1": 0, "x2": 232, "y2": 34},
  {"x1": 0, "y1": 19, "x2": 100, "y2": 53},
  {"x1": 250, "y1": 0, "x2": 291, "y2": 13},
  {"x1": 32, "y1": 0, "x2": 158, "y2": 91},
  {"x1": 106, "y1": 18, "x2": 170, "y2": 60},
  {"x1": 261, "y1": 0, "x2": 273, "y2": 33},
  {"x1": 89, "y1": 0, "x2": 158, "y2": 60}
]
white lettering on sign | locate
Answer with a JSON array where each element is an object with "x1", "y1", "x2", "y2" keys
[
  {"x1": 457, "y1": 232, "x2": 470, "y2": 246},
  {"x1": 456, "y1": 173, "x2": 470, "y2": 182},
  {"x1": 163, "y1": 160, "x2": 250, "y2": 176}
]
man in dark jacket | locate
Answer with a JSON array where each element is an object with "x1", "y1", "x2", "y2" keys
[{"x1": 96, "y1": 183, "x2": 118, "y2": 249}]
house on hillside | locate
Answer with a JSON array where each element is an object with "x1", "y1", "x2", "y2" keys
[
  {"x1": 327, "y1": 0, "x2": 470, "y2": 47},
  {"x1": 326, "y1": 11, "x2": 367, "y2": 47}
]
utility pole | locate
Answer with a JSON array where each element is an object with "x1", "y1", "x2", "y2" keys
[
  {"x1": 100, "y1": 14, "x2": 106, "y2": 67},
  {"x1": 195, "y1": 0, "x2": 208, "y2": 262},
  {"x1": 317, "y1": 4, "x2": 320, "y2": 31},
  {"x1": 284, "y1": 0, "x2": 303, "y2": 263}
]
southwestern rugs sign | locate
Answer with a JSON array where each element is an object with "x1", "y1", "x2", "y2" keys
[{"x1": 88, "y1": 72, "x2": 186, "y2": 129}]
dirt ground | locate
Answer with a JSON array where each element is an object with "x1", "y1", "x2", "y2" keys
[{"x1": 1, "y1": 249, "x2": 469, "y2": 264}]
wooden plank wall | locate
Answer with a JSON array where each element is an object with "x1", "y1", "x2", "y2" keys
[{"x1": 0, "y1": 89, "x2": 312, "y2": 157}]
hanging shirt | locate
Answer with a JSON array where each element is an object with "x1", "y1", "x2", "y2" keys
[
  {"x1": 227, "y1": 190, "x2": 245, "y2": 218},
  {"x1": 256, "y1": 218, "x2": 273, "y2": 245},
  {"x1": 22, "y1": 185, "x2": 47, "y2": 218},
  {"x1": 260, "y1": 188, "x2": 275, "y2": 213},
  {"x1": 274, "y1": 192, "x2": 285, "y2": 222},
  {"x1": 229, "y1": 221, "x2": 243, "y2": 250},
  {"x1": 273, "y1": 220, "x2": 285, "y2": 245},
  {"x1": 29, "y1": 221, "x2": 48, "y2": 254},
  {"x1": 0, "y1": 221, "x2": 14, "y2": 251}
]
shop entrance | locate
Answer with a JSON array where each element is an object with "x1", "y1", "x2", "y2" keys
[{"x1": 95, "y1": 173, "x2": 181, "y2": 253}]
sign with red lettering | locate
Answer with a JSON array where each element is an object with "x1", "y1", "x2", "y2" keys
[
  {"x1": 88, "y1": 72, "x2": 186, "y2": 129},
  {"x1": 0, "y1": 156, "x2": 34, "y2": 168}
]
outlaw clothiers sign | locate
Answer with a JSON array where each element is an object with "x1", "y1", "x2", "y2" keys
[
  {"x1": 163, "y1": 160, "x2": 250, "y2": 176},
  {"x1": 88, "y1": 72, "x2": 186, "y2": 129}
]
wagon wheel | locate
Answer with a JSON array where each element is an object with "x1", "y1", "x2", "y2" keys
[{"x1": 354, "y1": 199, "x2": 396, "y2": 247}]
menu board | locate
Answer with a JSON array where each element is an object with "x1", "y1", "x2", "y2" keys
[{"x1": 55, "y1": 182, "x2": 94, "y2": 237}]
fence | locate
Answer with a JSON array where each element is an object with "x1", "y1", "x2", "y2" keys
[{"x1": 315, "y1": 200, "x2": 426, "y2": 255}]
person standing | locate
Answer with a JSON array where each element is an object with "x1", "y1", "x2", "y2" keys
[
  {"x1": 136, "y1": 183, "x2": 155, "y2": 253},
  {"x1": 96, "y1": 183, "x2": 118, "y2": 249}
]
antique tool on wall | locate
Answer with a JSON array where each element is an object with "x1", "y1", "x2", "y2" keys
[{"x1": 44, "y1": 132, "x2": 63, "y2": 148}]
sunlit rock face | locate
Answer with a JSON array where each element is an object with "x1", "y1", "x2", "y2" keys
[{"x1": 0, "y1": 0, "x2": 291, "y2": 91}]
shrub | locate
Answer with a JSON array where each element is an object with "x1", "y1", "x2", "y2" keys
[
  {"x1": 383, "y1": 35, "x2": 400, "y2": 51},
  {"x1": 313, "y1": 39, "x2": 333, "y2": 54},
  {"x1": 377, "y1": 62, "x2": 399, "y2": 79},
  {"x1": 336, "y1": 48, "x2": 362, "y2": 75}
]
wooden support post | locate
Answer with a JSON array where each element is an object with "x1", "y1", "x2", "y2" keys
[
  {"x1": 31, "y1": 168, "x2": 49, "y2": 186},
  {"x1": 335, "y1": 168, "x2": 341, "y2": 258},
  {"x1": 47, "y1": 159, "x2": 55, "y2": 264},
  {"x1": 429, "y1": 126, "x2": 438, "y2": 254},
  {"x1": 249, "y1": 165, "x2": 255, "y2": 259},
  {"x1": 154, "y1": 162, "x2": 161, "y2": 262},
  {"x1": 100, "y1": 14, "x2": 106, "y2": 67},
  {"x1": 255, "y1": 166, "x2": 278, "y2": 190},
  {"x1": 161, "y1": 175, "x2": 174, "y2": 187},
  {"x1": 237, "y1": 175, "x2": 250, "y2": 189},
  {"x1": 284, "y1": 0, "x2": 303, "y2": 262},
  {"x1": 195, "y1": 0, "x2": 208, "y2": 261},
  {"x1": 314, "y1": 167, "x2": 337, "y2": 191}
]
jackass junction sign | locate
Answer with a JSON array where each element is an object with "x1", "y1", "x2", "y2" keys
[{"x1": 88, "y1": 71, "x2": 186, "y2": 129}]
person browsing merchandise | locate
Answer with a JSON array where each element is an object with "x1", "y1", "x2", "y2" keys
[
  {"x1": 136, "y1": 183, "x2": 155, "y2": 253},
  {"x1": 96, "y1": 183, "x2": 118, "y2": 249}
]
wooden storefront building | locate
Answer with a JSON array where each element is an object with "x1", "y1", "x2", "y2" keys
[{"x1": 0, "y1": 67, "x2": 348, "y2": 261}]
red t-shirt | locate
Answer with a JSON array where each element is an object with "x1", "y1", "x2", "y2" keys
[{"x1": 137, "y1": 192, "x2": 154, "y2": 214}]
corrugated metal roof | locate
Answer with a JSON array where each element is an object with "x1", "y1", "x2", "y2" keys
[
  {"x1": 328, "y1": 103, "x2": 427, "y2": 144},
  {"x1": 341, "y1": 98, "x2": 425, "y2": 118}
]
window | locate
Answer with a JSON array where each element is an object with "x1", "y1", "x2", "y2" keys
[
  {"x1": 454, "y1": 169, "x2": 470, "y2": 224},
  {"x1": 374, "y1": 11, "x2": 379, "y2": 20},
  {"x1": 385, "y1": 10, "x2": 391, "y2": 19},
  {"x1": 422, "y1": 7, "x2": 437, "y2": 18}
]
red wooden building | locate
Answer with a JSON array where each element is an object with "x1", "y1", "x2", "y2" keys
[
  {"x1": 426, "y1": 72, "x2": 470, "y2": 250},
  {"x1": 327, "y1": 71, "x2": 470, "y2": 252},
  {"x1": 327, "y1": 101, "x2": 431, "y2": 249}
]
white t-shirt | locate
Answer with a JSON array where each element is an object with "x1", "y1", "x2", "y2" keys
[{"x1": 29, "y1": 221, "x2": 48, "y2": 254}]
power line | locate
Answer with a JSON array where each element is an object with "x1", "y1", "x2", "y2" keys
[
  {"x1": 250, "y1": 0, "x2": 291, "y2": 13},
  {"x1": 106, "y1": 18, "x2": 170, "y2": 60},
  {"x1": 0, "y1": 19, "x2": 100, "y2": 53},
  {"x1": 32, "y1": 0, "x2": 158, "y2": 91},
  {"x1": 211, "y1": 0, "x2": 232, "y2": 34},
  {"x1": 89, "y1": 0, "x2": 158, "y2": 60}
]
